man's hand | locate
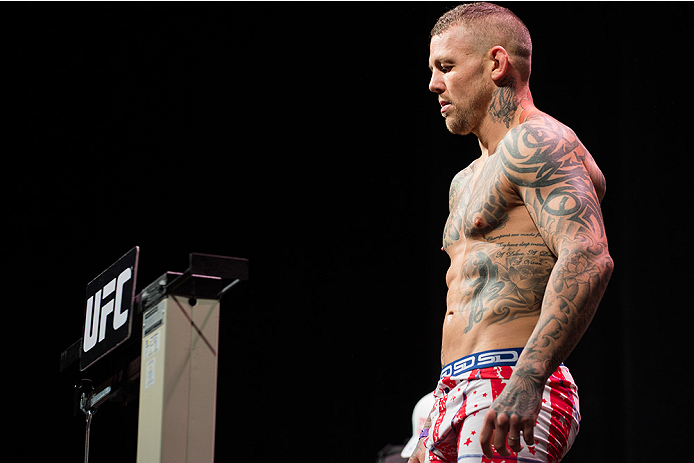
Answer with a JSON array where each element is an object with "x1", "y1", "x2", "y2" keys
[
  {"x1": 407, "y1": 437, "x2": 427, "y2": 463},
  {"x1": 479, "y1": 375, "x2": 543, "y2": 458}
]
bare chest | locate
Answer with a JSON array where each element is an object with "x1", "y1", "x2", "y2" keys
[{"x1": 443, "y1": 156, "x2": 521, "y2": 249}]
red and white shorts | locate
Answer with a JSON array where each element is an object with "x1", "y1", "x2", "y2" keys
[{"x1": 424, "y1": 348, "x2": 580, "y2": 463}]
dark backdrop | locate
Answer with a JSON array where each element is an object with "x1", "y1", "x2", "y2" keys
[{"x1": 8, "y1": 2, "x2": 689, "y2": 462}]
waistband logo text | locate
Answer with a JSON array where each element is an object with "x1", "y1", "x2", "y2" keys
[{"x1": 440, "y1": 349, "x2": 521, "y2": 379}]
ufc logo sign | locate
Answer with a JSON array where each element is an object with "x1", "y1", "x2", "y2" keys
[
  {"x1": 81, "y1": 247, "x2": 139, "y2": 371},
  {"x1": 83, "y1": 267, "x2": 132, "y2": 352}
]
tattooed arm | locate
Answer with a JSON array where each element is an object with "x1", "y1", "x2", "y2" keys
[
  {"x1": 407, "y1": 412, "x2": 432, "y2": 463},
  {"x1": 480, "y1": 118, "x2": 614, "y2": 457}
]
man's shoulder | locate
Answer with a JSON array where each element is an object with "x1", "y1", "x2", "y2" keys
[
  {"x1": 505, "y1": 113, "x2": 578, "y2": 152},
  {"x1": 450, "y1": 159, "x2": 478, "y2": 184},
  {"x1": 499, "y1": 113, "x2": 588, "y2": 188}
]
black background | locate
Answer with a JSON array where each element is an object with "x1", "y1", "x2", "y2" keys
[{"x1": 7, "y1": 2, "x2": 690, "y2": 462}]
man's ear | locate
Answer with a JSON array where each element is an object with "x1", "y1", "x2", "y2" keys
[{"x1": 489, "y1": 46, "x2": 510, "y2": 84}]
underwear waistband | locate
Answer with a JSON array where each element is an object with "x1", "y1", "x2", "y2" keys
[{"x1": 440, "y1": 348, "x2": 524, "y2": 379}]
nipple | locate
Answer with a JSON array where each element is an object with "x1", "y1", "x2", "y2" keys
[{"x1": 472, "y1": 213, "x2": 487, "y2": 229}]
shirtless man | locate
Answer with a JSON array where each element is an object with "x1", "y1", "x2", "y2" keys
[{"x1": 409, "y1": 4, "x2": 613, "y2": 462}]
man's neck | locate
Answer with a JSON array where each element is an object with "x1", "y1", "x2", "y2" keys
[
  {"x1": 475, "y1": 86, "x2": 536, "y2": 157},
  {"x1": 518, "y1": 90, "x2": 540, "y2": 124}
]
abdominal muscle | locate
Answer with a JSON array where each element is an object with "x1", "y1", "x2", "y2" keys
[
  {"x1": 441, "y1": 307, "x2": 539, "y2": 367},
  {"x1": 440, "y1": 238, "x2": 548, "y2": 367}
]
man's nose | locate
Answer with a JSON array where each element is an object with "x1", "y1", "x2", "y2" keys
[{"x1": 429, "y1": 70, "x2": 444, "y2": 94}]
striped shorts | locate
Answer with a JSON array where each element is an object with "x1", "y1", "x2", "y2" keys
[{"x1": 424, "y1": 348, "x2": 580, "y2": 462}]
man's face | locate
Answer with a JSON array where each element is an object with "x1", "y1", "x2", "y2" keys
[{"x1": 428, "y1": 26, "x2": 491, "y2": 136}]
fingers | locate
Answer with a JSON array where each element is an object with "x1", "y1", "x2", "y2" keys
[
  {"x1": 479, "y1": 409, "x2": 496, "y2": 458},
  {"x1": 506, "y1": 414, "x2": 523, "y2": 453},
  {"x1": 523, "y1": 418, "x2": 535, "y2": 447},
  {"x1": 481, "y1": 409, "x2": 538, "y2": 457},
  {"x1": 481, "y1": 408, "x2": 513, "y2": 457},
  {"x1": 493, "y1": 411, "x2": 511, "y2": 456},
  {"x1": 481, "y1": 412, "x2": 533, "y2": 457}
]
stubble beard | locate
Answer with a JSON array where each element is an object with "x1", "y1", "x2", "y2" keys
[
  {"x1": 444, "y1": 105, "x2": 477, "y2": 136},
  {"x1": 443, "y1": 86, "x2": 489, "y2": 136}
]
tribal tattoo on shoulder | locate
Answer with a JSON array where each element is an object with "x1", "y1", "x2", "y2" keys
[{"x1": 499, "y1": 117, "x2": 607, "y2": 251}]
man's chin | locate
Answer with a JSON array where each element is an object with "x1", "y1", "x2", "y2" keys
[{"x1": 445, "y1": 117, "x2": 473, "y2": 136}]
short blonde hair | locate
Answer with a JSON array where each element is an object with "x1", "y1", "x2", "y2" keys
[{"x1": 431, "y1": 2, "x2": 532, "y2": 83}]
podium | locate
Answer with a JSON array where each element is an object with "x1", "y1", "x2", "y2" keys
[{"x1": 60, "y1": 248, "x2": 249, "y2": 463}]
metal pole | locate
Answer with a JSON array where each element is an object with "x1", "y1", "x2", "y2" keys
[{"x1": 84, "y1": 409, "x2": 94, "y2": 463}]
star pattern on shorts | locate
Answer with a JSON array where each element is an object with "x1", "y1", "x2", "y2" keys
[{"x1": 462, "y1": 429, "x2": 476, "y2": 448}]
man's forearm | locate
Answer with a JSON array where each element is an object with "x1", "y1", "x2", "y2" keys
[
  {"x1": 516, "y1": 244, "x2": 614, "y2": 382},
  {"x1": 408, "y1": 411, "x2": 433, "y2": 462}
]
